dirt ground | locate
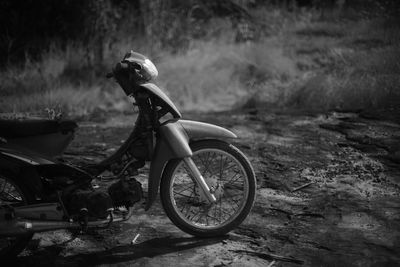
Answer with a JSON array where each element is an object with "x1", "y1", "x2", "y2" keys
[{"x1": 14, "y1": 108, "x2": 400, "y2": 267}]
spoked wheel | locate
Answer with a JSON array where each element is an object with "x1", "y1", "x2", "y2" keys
[
  {"x1": 160, "y1": 140, "x2": 256, "y2": 237},
  {"x1": 0, "y1": 174, "x2": 34, "y2": 259}
]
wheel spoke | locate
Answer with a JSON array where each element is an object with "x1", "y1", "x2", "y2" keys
[
  {"x1": 0, "y1": 191, "x2": 22, "y2": 202},
  {"x1": 219, "y1": 154, "x2": 227, "y2": 180},
  {"x1": 180, "y1": 189, "x2": 195, "y2": 215},
  {"x1": 0, "y1": 175, "x2": 28, "y2": 254},
  {"x1": 196, "y1": 152, "x2": 213, "y2": 176},
  {"x1": 174, "y1": 191, "x2": 193, "y2": 198},
  {"x1": 223, "y1": 162, "x2": 238, "y2": 173},
  {"x1": 225, "y1": 170, "x2": 243, "y2": 185},
  {"x1": 174, "y1": 183, "x2": 194, "y2": 195}
]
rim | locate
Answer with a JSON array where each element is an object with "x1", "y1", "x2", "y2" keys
[
  {"x1": 0, "y1": 175, "x2": 27, "y2": 251},
  {"x1": 169, "y1": 148, "x2": 249, "y2": 230}
]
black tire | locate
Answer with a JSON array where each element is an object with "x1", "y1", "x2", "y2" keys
[
  {"x1": 0, "y1": 172, "x2": 35, "y2": 260},
  {"x1": 160, "y1": 140, "x2": 256, "y2": 237}
]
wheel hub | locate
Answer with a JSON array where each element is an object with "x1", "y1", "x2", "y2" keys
[{"x1": 195, "y1": 175, "x2": 224, "y2": 203}]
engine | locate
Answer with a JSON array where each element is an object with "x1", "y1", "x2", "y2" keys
[
  {"x1": 108, "y1": 178, "x2": 143, "y2": 208},
  {"x1": 66, "y1": 178, "x2": 142, "y2": 219},
  {"x1": 67, "y1": 190, "x2": 113, "y2": 219}
]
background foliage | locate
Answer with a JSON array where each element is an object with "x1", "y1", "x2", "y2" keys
[{"x1": 0, "y1": 0, "x2": 399, "y2": 117}]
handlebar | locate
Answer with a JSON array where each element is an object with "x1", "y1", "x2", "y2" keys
[{"x1": 106, "y1": 62, "x2": 129, "y2": 79}]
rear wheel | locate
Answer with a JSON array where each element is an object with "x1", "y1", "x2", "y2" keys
[
  {"x1": 160, "y1": 140, "x2": 256, "y2": 237},
  {"x1": 0, "y1": 173, "x2": 34, "y2": 259}
]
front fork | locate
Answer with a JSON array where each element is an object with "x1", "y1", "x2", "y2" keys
[{"x1": 183, "y1": 157, "x2": 217, "y2": 203}]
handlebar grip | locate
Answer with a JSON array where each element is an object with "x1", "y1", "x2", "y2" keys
[
  {"x1": 108, "y1": 62, "x2": 130, "y2": 79},
  {"x1": 116, "y1": 62, "x2": 129, "y2": 71}
]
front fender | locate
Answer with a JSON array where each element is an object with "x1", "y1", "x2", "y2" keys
[
  {"x1": 179, "y1": 120, "x2": 237, "y2": 140},
  {"x1": 145, "y1": 119, "x2": 236, "y2": 210}
]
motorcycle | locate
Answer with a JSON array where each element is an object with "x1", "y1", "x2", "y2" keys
[{"x1": 0, "y1": 51, "x2": 256, "y2": 259}]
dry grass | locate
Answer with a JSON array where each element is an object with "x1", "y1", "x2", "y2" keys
[
  {"x1": 156, "y1": 38, "x2": 297, "y2": 111},
  {"x1": 286, "y1": 16, "x2": 400, "y2": 111}
]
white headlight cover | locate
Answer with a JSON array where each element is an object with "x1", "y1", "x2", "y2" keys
[{"x1": 142, "y1": 58, "x2": 158, "y2": 80}]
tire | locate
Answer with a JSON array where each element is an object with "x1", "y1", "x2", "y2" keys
[
  {"x1": 0, "y1": 172, "x2": 35, "y2": 260},
  {"x1": 160, "y1": 140, "x2": 256, "y2": 237}
]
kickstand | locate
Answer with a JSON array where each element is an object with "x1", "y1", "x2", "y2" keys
[{"x1": 57, "y1": 191, "x2": 70, "y2": 219}]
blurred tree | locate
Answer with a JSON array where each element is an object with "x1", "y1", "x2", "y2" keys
[
  {"x1": 0, "y1": 0, "x2": 86, "y2": 67},
  {"x1": 84, "y1": 0, "x2": 120, "y2": 69},
  {"x1": 138, "y1": 0, "x2": 195, "y2": 53}
]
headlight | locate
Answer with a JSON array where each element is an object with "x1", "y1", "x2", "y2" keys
[
  {"x1": 122, "y1": 51, "x2": 159, "y2": 82},
  {"x1": 142, "y1": 58, "x2": 158, "y2": 80}
]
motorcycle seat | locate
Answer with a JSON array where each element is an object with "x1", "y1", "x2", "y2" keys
[{"x1": 0, "y1": 119, "x2": 78, "y2": 138}]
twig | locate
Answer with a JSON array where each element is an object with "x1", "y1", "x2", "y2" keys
[
  {"x1": 131, "y1": 233, "x2": 140, "y2": 244},
  {"x1": 230, "y1": 249, "x2": 304, "y2": 265},
  {"x1": 291, "y1": 181, "x2": 315, "y2": 192},
  {"x1": 131, "y1": 220, "x2": 145, "y2": 245},
  {"x1": 267, "y1": 260, "x2": 276, "y2": 267}
]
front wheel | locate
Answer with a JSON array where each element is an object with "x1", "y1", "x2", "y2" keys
[{"x1": 160, "y1": 140, "x2": 256, "y2": 237}]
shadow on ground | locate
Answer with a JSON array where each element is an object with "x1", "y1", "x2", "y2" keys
[{"x1": 16, "y1": 236, "x2": 227, "y2": 266}]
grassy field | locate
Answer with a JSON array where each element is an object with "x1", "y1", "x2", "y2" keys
[{"x1": 0, "y1": 7, "x2": 399, "y2": 118}]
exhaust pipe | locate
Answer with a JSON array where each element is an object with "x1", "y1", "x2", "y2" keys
[
  {"x1": 0, "y1": 220, "x2": 78, "y2": 236},
  {"x1": 0, "y1": 208, "x2": 133, "y2": 237}
]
